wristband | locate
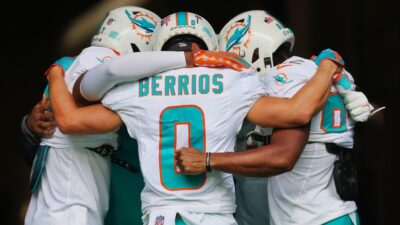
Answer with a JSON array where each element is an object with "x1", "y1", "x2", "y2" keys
[{"x1": 206, "y1": 152, "x2": 212, "y2": 172}]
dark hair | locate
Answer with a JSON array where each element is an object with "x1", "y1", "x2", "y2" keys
[{"x1": 161, "y1": 34, "x2": 208, "y2": 51}]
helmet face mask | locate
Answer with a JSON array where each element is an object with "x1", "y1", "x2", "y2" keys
[
  {"x1": 152, "y1": 12, "x2": 218, "y2": 52},
  {"x1": 161, "y1": 34, "x2": 208, "y2": 51},
  {"x1": 219, "y1": 10, "x2": 295, "y2": 75},
  {"x1": 91, "y1": 6, "x2": 161, "y2": 54}
]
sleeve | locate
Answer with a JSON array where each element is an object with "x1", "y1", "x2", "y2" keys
[
  {"x1": 241, "y1": 69, "x2": 268, "y2": 107},
  {"x1": 43, "y1": 56, "x2": 77, "y2": 98},
  {"x1": 264, "y1": 63, "x2": 316, "y2": 98},
  {"x1": 101, "y1": 83, "x2": 134, "y2": 113},
  {"x1": 230, "y1": 69, "x2": 267, "y2": 133},
  {"x1": 20, "y1": 115, "x2": 39, "y2": 166},
  {"x1": 101, "y1": 83, "x2": 139, "y2": 140},
  {"x1": 335, "y1": 69, "x2": 357, "y2": 94},
  {"x1": 80, "y1": 51, "x2": 187, "y2": 101}
]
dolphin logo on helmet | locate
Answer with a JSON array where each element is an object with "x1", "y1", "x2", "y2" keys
[
  {"x1": 91, "y1": 6, "x2": 161, "y2": 54},
  {"x1": 219, "y1": 10, "x2": 295, "y2": 75},
  {"x1": 226, "y1": 15, "x2": 251, "y2": 52},
  {"x1": 125, "y1": 9, "x2": 156, "y2": 33}
]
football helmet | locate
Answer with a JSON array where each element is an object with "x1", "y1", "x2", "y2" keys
[{"x1": 91, "y1": 6, "x2": 161, "y2": 54}]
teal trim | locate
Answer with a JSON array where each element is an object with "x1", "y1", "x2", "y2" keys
[
  {"x1": 199, "y1": 74, "x2": 210, "y2": 94},
  {"x1": 177, "y1": 12, "x2": 187, "y2": 26},
  {"x1": 43, "y1": 85, "x2": 50, "y2": 99},
  {"x1": 323, "y1": 212, "x2": 360, "y2": 225},
  {"x1": 175, "y1": 214, "x2": 187, "y2": 225},
  {"x1": 337, "y1": 75, "x2": 351, "y2": 90},
  {"x1": 212, "y1": 74, "x2": 223, "y2": 94},
  {"x1": 108, "y1": 31, "x2": 119, "y2": 39},
  {"x1": 139, "y1": 78, "x2": 149, "y2": 97},
  {"x1": 54, "y1": 56, "x2": 76, "y2": 71},
  {"x1": 313, "y1": 49, "x2": 344, "y2": 66},
  {"x1": 202, "y1": 27, "x2": 212, "y2": 37},
  {"x1": 322, "y1": 94, "x2": 347, "y2": 133},
  {"x1": 151, "y1": 76, "x2": 162, "y2": 96},
  {"x1": 178, "y1": 75, "x2": 189, "y2": 95},
  {"x1": 165, "y1": 76, "x2": 176, "y2": 96},
  {"x1": 29, "y1": 145, "x2": 50, "y2": 193},
  {"x1": 44, "y1": 56, "x2": 76, "y2": 102},
  {"x1": 160, "y1": 106, "x2": 206, "y2": 190}
]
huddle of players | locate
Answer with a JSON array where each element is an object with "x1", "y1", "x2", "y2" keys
[{"x1": 21, "y1": 5, "x2": 374, "y2": 225}]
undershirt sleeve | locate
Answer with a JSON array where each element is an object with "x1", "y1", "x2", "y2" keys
[{"x1": 80, "y1": 51, "x2": 186, "y2": 101}]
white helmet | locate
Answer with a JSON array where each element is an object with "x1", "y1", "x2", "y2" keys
[
  {"x1": 219, "y1": 10, "x2": 294, "y2": 74},
  {"x1": 91, "y1": 6, "x2": 161, "y2": 54},
  {"x1": 152, "y1": 12, "x2": 218, "y2": 51}
]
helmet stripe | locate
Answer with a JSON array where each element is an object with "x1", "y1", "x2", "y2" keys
[{"x1": 177, "y1": 12, "x2": 188, "y2": 26}]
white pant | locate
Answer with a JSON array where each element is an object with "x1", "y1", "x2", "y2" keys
[
  {"x1": 268, "y1": 143, "x2": 357, "y2": 225},
  {"x1": 144, "y1": 209, "x2": 238, "y2": 225},
  {"x1": 25, "y1": 146, "x2": 111, "y2": 225}
]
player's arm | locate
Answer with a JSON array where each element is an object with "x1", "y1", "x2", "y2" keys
[
  {"x1": 74, "y1": 44, "x2": 249, "y2": 106},
  {"x1": 74, "y1": 51, "x2": 189, "y2": 105},
  {"x1": 247, "y1": 59, "x2": 339, "y2": 128},
  {"x1": 176, "y1": 125, "x2": 310, "y2": 176},
  {"x1": 47, "y1": 66, "x2": 122, "y2": 134},
  {"x1": 20, "y1": 97, "x2": 57, "y2": 166}
]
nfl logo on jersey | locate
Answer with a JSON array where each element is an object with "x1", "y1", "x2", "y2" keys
[{"x1": 155, "y1": 215, "x2": 164, "y2": 225}]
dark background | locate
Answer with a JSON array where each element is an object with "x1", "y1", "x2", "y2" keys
[{"x1": 1, "y1": 0, "x2": 398, "y2": 224}]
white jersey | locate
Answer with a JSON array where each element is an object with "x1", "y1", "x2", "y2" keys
[
  {"x1": 265, "y1": 56, "x2": 355, "y2": 148},
  {"x1": 41, "y1": 46, "x2": 118, "y2": 149},
  {"x1": 102, "y1": 67, "x2": 266, "y2": 214},
  {"x1": 265, "y1": 56, "x2": 357, "y2": 225}
]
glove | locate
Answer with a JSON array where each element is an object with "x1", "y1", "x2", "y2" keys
[
  {"x1": 312, "y1": 48, "x2": 345, "y2": 80},
  {"x1": 343, "y1": 91, "x2": 374, "y2": 122},
  {"x1": 191, "y1": 43, "x2": 251, "y2": 71}
]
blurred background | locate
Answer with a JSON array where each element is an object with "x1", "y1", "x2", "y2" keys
[{"x1": 1, "y1": 0, "x2": 398, "y2": 224}]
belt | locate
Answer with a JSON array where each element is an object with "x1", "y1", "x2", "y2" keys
[
  {"x1": 85, "y1": 144, "x2": 140, "y2": 173},
  {"x1": 85, "y1": 144, "x2": 115, "y2": 157}
]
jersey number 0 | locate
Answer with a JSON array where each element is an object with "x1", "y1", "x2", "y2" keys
[{"x1": 159, "y1": 105, "x2": 207, "y2": 191}]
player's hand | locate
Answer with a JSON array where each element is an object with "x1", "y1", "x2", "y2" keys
[
  {"x1": 175, "y1": 147, "x2": 206, "y2": 175},
  {"x1": 343, "y1": 91, "x2": 386, "y2": 122},
  {"x1": 312, "y1": 49, "x2": 345, "y2": 79},
  {"x1": 343, "y1": 91, "x2": 374, "y2": 122},
  {"x1": 26, "y1": 95, "x2": 57, "y2": 137},
  {"x1": 45, "y1": 64, "x2": 65, "y2": 82},
  {"x1": 190, "y1": 43, "x2": 251, "y2": 71}
]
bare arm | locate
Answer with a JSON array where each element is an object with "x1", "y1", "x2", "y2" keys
[
  {"x1": 176, "y1": 124, "x2": 309, "y2": 176},
  {"x1": 247, "y1": 60, "x2": 338, "y2": 128},
  {"x1": 48, "y1": 66, "x2": 122, "y2": 134}
]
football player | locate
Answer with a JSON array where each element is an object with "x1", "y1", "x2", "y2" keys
[
  {"x1": 177, "y1": 10, "x2": 375, "y2": 225},
  {"x1": 45, "y1": 11, "x2": 344, "y2": 225}
]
